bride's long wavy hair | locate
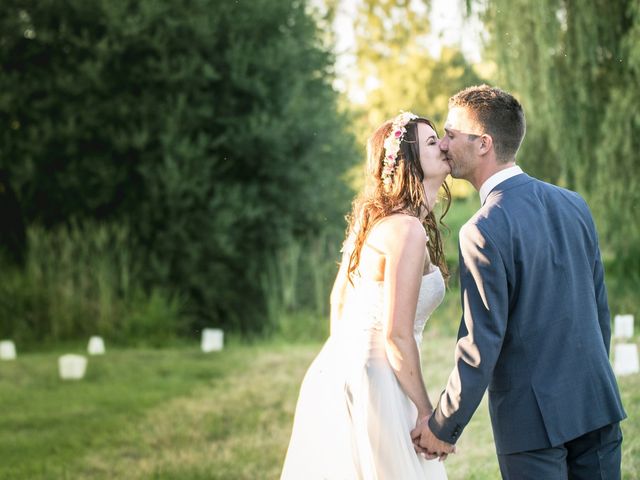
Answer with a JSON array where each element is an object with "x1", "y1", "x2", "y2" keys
[{"x1": 346, "y1": 117, "x2": 451, "y2": 282}]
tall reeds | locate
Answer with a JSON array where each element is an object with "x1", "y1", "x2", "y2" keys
[
  {"x1": 0, "y1": 222, "x2": 183, "y2": 347},
  {"x1": 260, "y1": 234, "x2": 340, "y2": 341}
]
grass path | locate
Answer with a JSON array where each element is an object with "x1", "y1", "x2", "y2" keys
[{"x1": 1, "y1": 336, "x2": 638, "y2": 479}]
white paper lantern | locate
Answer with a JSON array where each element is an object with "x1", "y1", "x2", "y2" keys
[
  {"x1": 614, "y1": 314, "x2": 634, "y2": 339},
  {"x1": 201, "y1": 328, "x2": 224, "y2": 352},
  {"x1": 58, "y1": 354, "x2": 88, "y2": 380},
  {"x1": 87, "y1": 336, "x2": 106, "y2": 355},
  {"x1": 613, "y1": 343, "x2": 639, "y2": 376},
  {"x1": 0, "y1": 340, "x2": 17, "y2": 360}
]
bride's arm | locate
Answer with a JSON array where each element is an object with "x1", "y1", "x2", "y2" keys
[{"x1": 379, "y1": 216, "x2": 433, "y2": 420}]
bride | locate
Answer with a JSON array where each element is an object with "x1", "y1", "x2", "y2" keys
[{"x1": 281, "y1": 112, "x2": 453, "y2": 479}]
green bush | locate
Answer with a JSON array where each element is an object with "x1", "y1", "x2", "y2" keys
[
  {"x1": 0, "y1": 0, "x2": 358, "y2": 334},
  {"x1": 0, "y1": 222, "x2": 185, "y2": 346},
  {"x1": 119, "y1": 288, "x2": 185, "y2": 347}
]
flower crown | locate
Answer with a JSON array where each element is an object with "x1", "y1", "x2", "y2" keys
[{"x1": 381, "y1": 111, "x2": 418, "y2": 187}]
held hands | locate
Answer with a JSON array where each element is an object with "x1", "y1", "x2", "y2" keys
[{"x1": 411, "y1": 415, "x2": 456, "y2": 462}]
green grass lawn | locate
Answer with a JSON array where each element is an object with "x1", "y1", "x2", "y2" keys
[{"x1": 1, "y1": 333, "x2": 638, "y2": 479}]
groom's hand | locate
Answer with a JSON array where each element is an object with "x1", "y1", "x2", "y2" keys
[{"x1": 410, "y1": 419, "x2": 455, "y2": 461}]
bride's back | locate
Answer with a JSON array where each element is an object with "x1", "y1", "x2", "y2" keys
[{"x1": 347, "y1": 213, "x2": 433, "y2": 283}]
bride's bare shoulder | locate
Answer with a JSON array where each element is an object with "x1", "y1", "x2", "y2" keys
[{"x1": 368, "y1": 214, "x2": 426, "y2": 252}]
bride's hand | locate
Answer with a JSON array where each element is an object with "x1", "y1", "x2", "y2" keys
[
  {"x1": 414, "y1": 411, "x2": 432, "y2": 430},
  {"x1": 412, "y1": 412, "x2": 432, "y2": 456},
  {"x1": 411, "y1": 412, "x2": 456, "y2": 461}
]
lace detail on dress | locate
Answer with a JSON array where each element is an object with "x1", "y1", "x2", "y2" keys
[
  {"x1": 337, "y1": 267, "x2": 445, "y2": 344},
  {"x1": 413, "y1": 267, "x2": 446, "y2": 342}
]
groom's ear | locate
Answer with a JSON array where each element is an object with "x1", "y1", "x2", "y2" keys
[{"x1": 478, "y1": 134, "x2": 493, "y2": 156}]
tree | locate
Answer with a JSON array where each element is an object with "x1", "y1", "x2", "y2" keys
[
  {"x1": 478, "y1": 0, "x2": 638, "y2": 271},
  {"x1": 353, "y1": 1, "x2": 483, "y2": 129},
  {"x1": 0, "y1": 0, "x2": 358, "y2": 332},
  {"x1": 593, "y1": 1, "x2": 640, "y2": 273},
  {"x1": 348, "y1": 0, "x2": 483, "y2": 198},
  {"x1": 0, "y1": 169, "x2": 26, "y2": 265}
]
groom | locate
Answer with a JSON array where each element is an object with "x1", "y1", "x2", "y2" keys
[{"x1": 412, "y1": 85, "x2": 626, "y2": 478}]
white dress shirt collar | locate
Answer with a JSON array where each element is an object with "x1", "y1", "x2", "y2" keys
[{"x1": 479, "y1": 165, "x2": 524, "y2": 205}]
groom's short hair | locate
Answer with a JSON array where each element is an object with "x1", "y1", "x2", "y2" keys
[{"x1": 450, "y1": 85, "x2": 526, "y2": 163}]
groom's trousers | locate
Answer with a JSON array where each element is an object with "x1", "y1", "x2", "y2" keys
[{"x1": 497, "y1": 422, "x2": 622, "y2": 480}]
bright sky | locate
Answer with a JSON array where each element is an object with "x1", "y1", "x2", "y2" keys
[{"x1": 330, "y1": 0, "x2": 486, "y2": 103}]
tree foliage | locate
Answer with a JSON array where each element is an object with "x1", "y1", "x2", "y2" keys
[
  {"x1": 0, "y1": 0, "x2": 358, "y2": 333},
  {"x1": 353, "y1": 0, "x2": 483, "y2": 130},
  {"x1": 349, "y1": 0, "x2": 483, "y2": 197},
  {"x1": 479, "y1": 0, "x2": 639, "y2": 270},
  {"x1": 482, "y1": 0, "x2": 628, "y2": 189},
  {"x1": 593, "y1": 1, "x2": 640, "y2": 272}
]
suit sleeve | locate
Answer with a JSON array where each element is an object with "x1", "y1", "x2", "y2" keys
[{"x1": 429, "y1": 222, "x2": 509, "y2": 444}]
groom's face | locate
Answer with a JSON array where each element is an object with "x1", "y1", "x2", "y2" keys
[{"x1": 441, "y1": 107, "x2": 484, "y2": 181}]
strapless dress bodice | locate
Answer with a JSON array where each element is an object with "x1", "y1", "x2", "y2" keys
[{"x1": 335, "y1": 267, "x2": 445, "y2": 345}]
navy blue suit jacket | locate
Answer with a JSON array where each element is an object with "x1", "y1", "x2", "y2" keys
[{"x1": 429, "y1": 174, "x2": 626, "y2": 454}]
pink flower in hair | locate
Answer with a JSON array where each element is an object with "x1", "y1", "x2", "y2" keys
[{"x1": 380, "y1": 111, "x2": 418, "y2": 187}]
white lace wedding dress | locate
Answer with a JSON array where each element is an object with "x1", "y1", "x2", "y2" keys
[{"x1": 281, "y1": 267, "x2": 448, "y2": 479}]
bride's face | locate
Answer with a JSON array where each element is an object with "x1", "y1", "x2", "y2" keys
[{"x1": 417, "y1": 123, "x2": 451, "y2": 184}]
